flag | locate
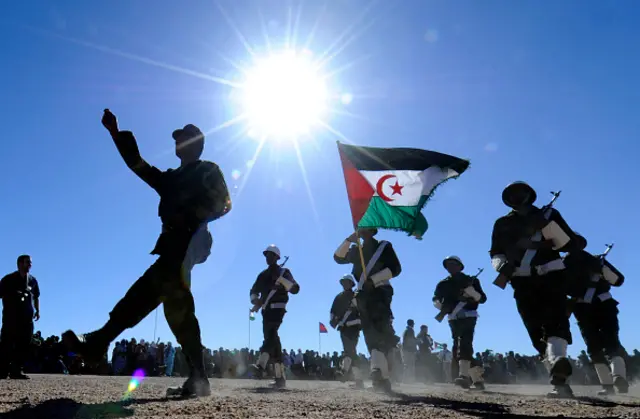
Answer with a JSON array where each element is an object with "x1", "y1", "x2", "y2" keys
[
  {"x1": 337, "y1": 142, "x2": 469, "y2": 239},
  {"x1": 319, "y1": 322, "x2": 328, "y2": 334}
]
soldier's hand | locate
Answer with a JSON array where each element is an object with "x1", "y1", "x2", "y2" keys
[
  {"x1": 346, "y1": 232, "x2": 358, "y2": 243},
  {"x1": 102, "y1": 108, "x2": 119, "y2": 133},
  {"x1": 34, "y1": 310, "x2": 40, "y2": 321}
]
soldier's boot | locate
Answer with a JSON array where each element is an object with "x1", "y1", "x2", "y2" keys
[
  {"x1": 613, "y1": 376, "x2": 629, "y2": 394},
  {"x1": 594, "y1": 363, "x2": 614, "y2": 396},
  {"x1": 61, "y1": 330, "x2": 110, "y2": 367},
  {"x1": 547, "y1": 358, "x2": 574, "y2": 399},
  {"x1": 455, "y1": 360, "x2": 472, "y2": 389},
  {"x1": 370, "y1": 350, "x2": 392, "y2": 394},
  {"x1": 272, "y1": 363, "x2": 286, "y2": 389},
  {"x1": 338, "y1": 357, "x2": 352, "y2": 383},
  {"x1": 251, "y1": 352, "x2": 270, "y2": 379},
  {"x1": 166, "y1": 348, "x2": 211, "y2": 398},
  {"x1": 469, "y1": 365, "x2": 486, "y2": 391},
  {"x1": 454, "y1": 376, "x2": 472, "y2": 389},
  {"x1": 611, "y1": 356, "x2": 629, "y2": 394},
  {"x1": 352, "y1": 366, "x2": 365, "y2": 389}
]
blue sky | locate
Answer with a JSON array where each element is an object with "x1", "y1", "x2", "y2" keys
[{"x1": 1, "y1": 0, "x2": 639, "y2": 359}]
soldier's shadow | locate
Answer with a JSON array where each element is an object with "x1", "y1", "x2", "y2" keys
[
  {"x1": 383, "y1": 392, "x2": 622, "y2": 419},
  {"x1": 0, "y1": 397, "x2": 168, "y2": 419}
]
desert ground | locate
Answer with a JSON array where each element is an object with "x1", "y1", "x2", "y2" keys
[{"x1": 0, "y1": 375, "x2": 639, "y2": 419}]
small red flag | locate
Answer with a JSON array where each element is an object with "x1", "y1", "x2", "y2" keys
[{"x1": 319, "y1": 322, "x2": 328, "y2": 334}]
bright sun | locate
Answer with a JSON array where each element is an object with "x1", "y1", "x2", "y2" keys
[{"x1": 240, "y1": 50, "x2": 328, "y2": 140}]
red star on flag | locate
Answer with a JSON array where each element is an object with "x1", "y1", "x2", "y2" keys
[{"x1": 390, "y1": 181, "x2": 403, "y2": 195}]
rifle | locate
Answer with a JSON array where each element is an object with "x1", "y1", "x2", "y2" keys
[
  {"x1": 435, "y1": 268, "x2": 484, "y2": 323},
  {"x1": 493, "y1": 191, "x2": 561, "y2": 289},
  {"x1": 250, "y1": 256, "x2": 290, "y2": 314}
]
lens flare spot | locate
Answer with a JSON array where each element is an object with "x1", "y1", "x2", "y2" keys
[
  {"x1": 123, "y1": 368, "x2": 146, "y2": 399},
  {"x1": 231, "y1": 169, "x2": 242, "y2": 180}
]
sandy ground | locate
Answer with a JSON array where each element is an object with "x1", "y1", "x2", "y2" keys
[{"x1": 0, "y1": 375, "x2": 639, "y2": 419}]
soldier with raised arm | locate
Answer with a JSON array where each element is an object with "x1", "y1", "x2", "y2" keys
[
  {"x1": 334, "y1": 228, "x2": 401, "y2": 393},
  {"x1": 63, "y1": 109, "x2": 231, "y2": 398}
]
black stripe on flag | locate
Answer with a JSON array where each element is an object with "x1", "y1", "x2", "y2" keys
[{"x1": 338, "y1": 143, "x2": 469, "y2": 173}]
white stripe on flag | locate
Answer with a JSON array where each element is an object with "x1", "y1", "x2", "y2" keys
[{"x1": 360, "y1": 166, "x2": 460, "y2": 207}]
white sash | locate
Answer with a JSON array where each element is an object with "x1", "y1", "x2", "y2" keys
[
  {"x1": 262, "y1": 267, "x2": 286, "y2": 310},
  {"x1": 357, "y1": 241, "x2": 389, "y2": 291},
  {"x1": 337, "y1": 241, "x2": 389, "y2": 328},
  {"x1": 518, "y1": 208, "x2": 553, "y2": 275}
]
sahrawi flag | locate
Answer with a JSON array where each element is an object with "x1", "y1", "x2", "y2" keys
[{"x1": 337, "y1": 142, "x2": 469, "y2": 239}]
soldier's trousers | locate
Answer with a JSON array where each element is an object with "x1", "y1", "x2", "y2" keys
[
  {"x1": 357, "y1": 286, "x2": 397, "y2": 354},
  {"x1": 513, "y1": 272, "x2": 572, "y2": 357},
  {"x1": 99, "y1": 255, "x2": 204, "y2": 374},
  {"x1": 261, "y1": 308, "x2": 286, "y2": 363},
  {"x1": 449, "y1": 317, "x2": 477, "y2": 361},
  {"x1": 573, "y1": 299, "x2": 625, "y2": 363},
  {"x1": 340, "y1": 326, "x2": 360, "y2": 360},
  {"x1": 0, "y1": 319, "x2": 34, "y2": 375}
]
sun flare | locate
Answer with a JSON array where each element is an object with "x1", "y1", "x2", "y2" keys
[{"x1": 239, "y1": 50, "x2": 328, "y2": 140}]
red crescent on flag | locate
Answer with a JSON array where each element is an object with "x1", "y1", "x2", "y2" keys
[{"x1": 375, "y1": 174, "x2": 397, "y2": 202}]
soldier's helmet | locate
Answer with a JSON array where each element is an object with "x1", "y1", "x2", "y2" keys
[
  {"x1": 339, "y1": 274, "x2": 356, "y2": 287},
  {"x1": 442, "y1": 255, "x2": 465, "y2": 270},
  {"x1": 502, "y1": 181, "x2": 537, "y2": 208},
  {"x1": 263, "y1": 244, "x2": 281, "y2": 259}
]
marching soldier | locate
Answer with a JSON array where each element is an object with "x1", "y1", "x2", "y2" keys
[
  {"x1": 433, "y1": 256, "x2": 486, "y2": 390},
  {"x1": 250, "y1": 245, "x2": 300, "y2": 389},
  {"x1": 402, "y1": 319, "x2": 418, "y2": 383},
  {"x1": 564, "y1": 235, "x2": 629, "y2": 395},
  {"x1": 63, "y1": 110, "x2": 231, "y2": 398},
  {"x1": 489, "y1": 181, "x2": 580, "y2": 398},
  {"x1": 334, "y1": 228, "x2": 402, "y2": 393},
  {"x1": 329, "y1": 274, "x2": 364, "y2": 389}
]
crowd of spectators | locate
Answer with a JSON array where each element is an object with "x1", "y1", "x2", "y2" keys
[{"x1": 22, "y1": 330, "x2": 640, "y2": 385}]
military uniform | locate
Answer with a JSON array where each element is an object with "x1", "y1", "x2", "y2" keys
[
  {"x1": 63, "y1": 124, "x2": 231, "y2": 398},
  {"x1": 489, "y1": 182, "x2": 578, "y2": 398},
  {"x1": 0, "y1": 271, "x2": 39, "y2": 378},
  {"x1": 401, "y1": 320, "x2": 418, "y2": 383},
  {"x1": 330, "y1": 274, "x2": 364, "y2": 388},
  {"x1": 334, "y1": 231, "x2": 401, "y2": 392},
  {"x1": 433, "y1": 256, "x2": 486, "y2": 390},
  {"x1": 564, "y1": 238, "x2": 628, "y2": 395},
  {"x1": 250, "y1": 245, "x2": 299, "y2": 388}
]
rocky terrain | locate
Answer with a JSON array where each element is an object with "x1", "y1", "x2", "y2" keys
[{"x1": 1, "y1": 375, "x2": 639, "y2": 418}]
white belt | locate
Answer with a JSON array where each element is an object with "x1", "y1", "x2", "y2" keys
[
  {"x1": 269, "y1": 302, "x2": 287, "y2": 309},
  {"x1": 577, "y1": 290, "x2": 612, "y2": 304},
  {"x1": 448, "y1": 309, "x2": 478, "y2": 321},
  {"x1": 345, "y1": 319, "x2": 361, "y2": 327},
  {"x1": 512, "y1": 258, "x2": 565, "y2": 277}
]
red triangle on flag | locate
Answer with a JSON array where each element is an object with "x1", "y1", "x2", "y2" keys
[
  {"x1": 338, "y1": 144, "x2": 375, "y2": 228},
  {"x1": 319, "y1": 322, "x2": 328, "y2": 334}
]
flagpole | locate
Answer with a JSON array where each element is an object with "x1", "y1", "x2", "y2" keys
[
  {"x1": 248, "y1": 313, "x2": 251, "y2": 350},
  {"x1": 153, "y1": 307, "x2": 159, "y2": 342},
  {"x1": 319, "y1": 328, "x2": 321, "y2": 355}
]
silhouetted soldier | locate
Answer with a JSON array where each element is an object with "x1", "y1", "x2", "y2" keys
[{"x1": 63, "y1": 109, "x2": 231, "y2": 398}]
